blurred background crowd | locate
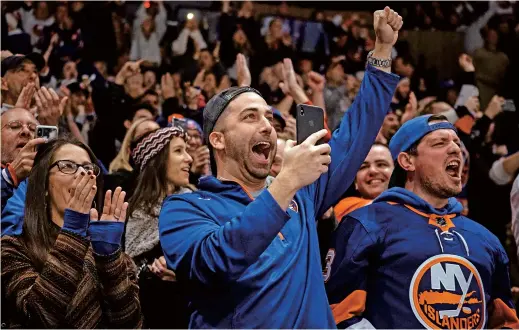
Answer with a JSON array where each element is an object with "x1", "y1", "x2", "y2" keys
[{"x1": 1, "y1": 0, "x2": 519, "y2": 327}]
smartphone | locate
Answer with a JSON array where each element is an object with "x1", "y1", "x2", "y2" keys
[
  {"x1": 503, "y1": 99, "x2": 516, "y2": 112},
  {"x1": 36, "y1": 125, "x2": 58, "y2": 140},
  {"x1": 296, "y1": 104, "x2": 325, "y2": 145}
]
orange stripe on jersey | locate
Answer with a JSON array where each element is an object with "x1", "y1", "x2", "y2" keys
[
  {"x1": 334, "y1": 197, "x2": 372, "y2": 222},
  {"x1": 403, "y1": 204, "x2": 456, "y2": 232},
  {"x1": 488, "y1": 298, "x2": 519, "y2": 329},
  {"x1": 330, "y1": 290, "x2": 367, "y2": 325}
]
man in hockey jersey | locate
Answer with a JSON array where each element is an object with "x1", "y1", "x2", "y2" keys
[{"x1": 324, "y1": 114, "x2": 519, "y2": 329}]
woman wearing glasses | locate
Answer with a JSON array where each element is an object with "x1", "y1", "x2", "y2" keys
[
  {"x1": 1, "y1": 137, "x2": 142, "y2": 328},
  {"x1": 125, "y1": 125, "x2": 193, "y2": 328}
]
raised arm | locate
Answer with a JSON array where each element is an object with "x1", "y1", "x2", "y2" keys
[{"x1": 309, "y1": 7, "x2": 401, "y2": 216}]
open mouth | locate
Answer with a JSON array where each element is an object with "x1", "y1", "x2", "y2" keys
[
  {"x1": 181, "y1": 166, "x2": 190, "y2": 173},
  {"x1": 445, "y1": 159, "x2": 461, "y2": 179},
  {"x1": 252, "y1": 141, "x2": 271, "y2": 163}
]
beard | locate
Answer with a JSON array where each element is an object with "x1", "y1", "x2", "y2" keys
[
  {"x1": 422, "y1": 174, "x2": 461, "y2": 199},
  {"x1": 225, "y1": 135, "x2": 275, "y2": 180},
  {"x1": 1, "y1": 147, "x2": 16, "y2": 165}
]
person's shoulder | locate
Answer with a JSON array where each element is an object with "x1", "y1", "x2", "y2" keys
[
  {"x1": 456, "y1": 215, "x2": 503, "y2": 247},
  {"x1": 345, "y1": 201, "x2": 398, "y2": 234}
]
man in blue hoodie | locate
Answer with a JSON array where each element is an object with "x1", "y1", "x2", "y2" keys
[
  {"x1": 158, "y1": 7, "x2": 402, "y2": 329},
  {"x1": 324, "y1": 114, "x2": 519, "y2": 329}
]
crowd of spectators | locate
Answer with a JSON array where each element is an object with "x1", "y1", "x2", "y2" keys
[{"x1": 1, "y1": 0, "x2": 519, "y2": 328}]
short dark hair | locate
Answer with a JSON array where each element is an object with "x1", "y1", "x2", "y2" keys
[{"x1": 125, "y1": 102, "x2": 157, "y2": 121}]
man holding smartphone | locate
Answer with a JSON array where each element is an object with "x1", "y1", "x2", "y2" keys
[
  {"x1": 1, "y1": 107, "x2": 45, "y2": 212},
  {"x1": 159, "y1": 7, "x2": 402, "y2": 328}
]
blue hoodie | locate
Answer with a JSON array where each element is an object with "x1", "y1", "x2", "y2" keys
[
  {"x1": 158, "y1": 64, "x2": 399, "y2": 329},
  {"x1": 325, "y1": 187, "x2": 519, "y2": 329},
  {"x1": 1, "y1": 180, "x2": 26, "y2": 237}
]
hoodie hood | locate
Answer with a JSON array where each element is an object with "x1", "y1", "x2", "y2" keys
[{"x1": 374, "y1": 187, "x2": 464, "y2": 216}]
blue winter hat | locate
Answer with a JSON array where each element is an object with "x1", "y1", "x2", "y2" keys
[{"x1": 389, "y1": 114, "x2": 457, "y2": 160}]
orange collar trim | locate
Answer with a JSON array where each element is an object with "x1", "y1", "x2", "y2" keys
[{"x1": 388, "y1": 202, "x2": 456, "y2": 232}]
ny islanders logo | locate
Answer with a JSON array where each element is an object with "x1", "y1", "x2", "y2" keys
[{"x1": 409, "y1": 255, "x2": 485, "y2": 329}]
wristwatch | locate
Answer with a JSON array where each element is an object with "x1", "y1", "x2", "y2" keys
[{"x1": 367, "y1": 51, "x2": 392, "y2": 68}]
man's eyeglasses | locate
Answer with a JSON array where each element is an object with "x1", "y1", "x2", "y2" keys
[
  {"x1": 2, "y1": 120, "x2": 37, "y2": 133},
  {"x1": 50, "y1": 160, "x2": 101, "y2": 176}
]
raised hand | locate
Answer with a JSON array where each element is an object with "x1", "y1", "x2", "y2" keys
[
  {"x1": 15, "y1": 83, "x2": 36, "y2": 109},
  {"x1": 161, "y1": 73, "x2": 175, "y2": 99},
  {"x1": 90, "y1": 187, "x2": 128, "y2": 222},
  {"x1": 115, "y1": 59, "x2": 144, "y2": 85},
  {"x1": 9, "y1": 138, "x2": 47, "y2": 182},
  {"x1": 34, "y1": 87, "x2": 68, "y2": 126},
  {"x1": 279, "y1": 58, "x2": 309, "y2": 104},
  {"x1": 401, "y1": 91, "x2": 418, "y2": 124},
  {"x1": 237, "y1": 53, "x2": 251, "y2": 87},
  {"x1": 373, "y1": 6, "x2": 403, "y2": 46},
  {"x1": 459, "y1": 53, "x2": 475, "y2": 73},
  {"x1": 277, "y1": 129, "x2": 331, "y2": 190},
  {"x1": 307, "y1": 71, "x2": 325, "y2": 94},
  {"x1": 484, "y1": 95, "x2": 505, "y2": 120},
  {"x1": 67, "y1": 169, "x2": 98, "y2": 214},
  {"x1": 191, "y1": 145, "x2": 210, "y2": 175}
]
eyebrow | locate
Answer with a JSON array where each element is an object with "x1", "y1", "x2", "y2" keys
[{"x1": 240, "y1": 107, "x2": 273, "y2": 116}]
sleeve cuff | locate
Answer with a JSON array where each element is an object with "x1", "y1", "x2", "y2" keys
[
  {"x1": 365, "y1": 63, "x2": 400, "y2": 82},
  {"x1": 257, "y1": 189, "x2": 291, "y2": 223},
  {"x1": 62, "y1": 209, "x2": 90, "y2": 237},
  {"x1": 89, "y1": 221, "x2": 124, "y2": 255}
]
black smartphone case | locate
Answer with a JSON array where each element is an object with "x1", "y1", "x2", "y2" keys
[{"x1": 296, "y1": 104, "x2": 325, "y2": 145}]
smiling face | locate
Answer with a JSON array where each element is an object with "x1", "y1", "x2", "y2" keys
[
  {"x1": 166, "y1": 137, "x2": 193, "y2": 188},
  {"x1": 355, "y1": 144, "x2": 394, "y2": 199},
  {"x1": 210, "y1": 92, "x2": 277, "y2": 180},
  {"x1": 405, "y1": 128, "x2": 463, "y2": 199}
]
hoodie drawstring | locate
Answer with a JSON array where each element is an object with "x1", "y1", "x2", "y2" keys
[
  {"x1": 434, "y1": 229, "x2": 444, "y2": 253},
  {"x1": 453, "y1": 230, "x2": 470, "y2": 256}
]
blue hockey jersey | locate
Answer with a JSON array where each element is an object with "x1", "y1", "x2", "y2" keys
[
  {"x1": 324, "y1": 187, "x2": 519, "y2": 329},
  {"x1": 158, "y1": 64, "x2": 399, "y2": 328}
]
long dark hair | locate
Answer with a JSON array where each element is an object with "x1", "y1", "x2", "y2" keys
[
  {"x1": 22, "y1": 136, "x2": 102, "y2": 271},
  {"x1": 127, "y1": 139, "x2": 172, "y2": 217}
]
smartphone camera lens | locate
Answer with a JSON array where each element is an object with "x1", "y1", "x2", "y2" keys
[{"x1": 300, "y1": 108, "x2": 305, "y2": 116}]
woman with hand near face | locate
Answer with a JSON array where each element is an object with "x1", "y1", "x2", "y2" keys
[
  {"x1": 125, "y1": 124, "x2": 194, "y2": 328},
  {"x1": 335, "y1": 143, "x2": 395, "y2": 221},
  {"x1": 1, "y1": 137, "x2": 142, "y2": 328}
]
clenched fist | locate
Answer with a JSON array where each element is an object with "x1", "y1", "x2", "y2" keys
[{"x1": 373, "y1": 6, "x2": 403, "y2": 46}]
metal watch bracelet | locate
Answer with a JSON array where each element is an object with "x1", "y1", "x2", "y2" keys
[{"x1": 367, "y1": 50, "x2": 392, "y2": 68}]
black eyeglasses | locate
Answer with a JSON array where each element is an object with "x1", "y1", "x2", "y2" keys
[
  {"x1": 50, "y1": 160, "x2": 100, "y2": 176},
  {"x1": 1, "y1": 120, "x2": 37, "y2": 133}
]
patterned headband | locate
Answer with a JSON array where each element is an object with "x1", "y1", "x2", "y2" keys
[{"x1": 132, "y1": 125, "x2": 188, "y2": 172}]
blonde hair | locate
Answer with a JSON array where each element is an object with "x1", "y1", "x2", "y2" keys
[{"x1": 109, "y1": 118, "x2": 156, "y2": 173}]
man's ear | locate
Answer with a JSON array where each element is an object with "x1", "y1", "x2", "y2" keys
[
  {"x1": 124, "y1": 120, "x2": 131, "y2": 130},
  {"x1": 397, "y1": 152, "x2": 415, "y2": 172},
  {"x1": 1, "y1": 77, "x2": 8, "y2": 91},
  {"x1": 209, "y1": 131, "x2": 225, "y2": 151}
]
